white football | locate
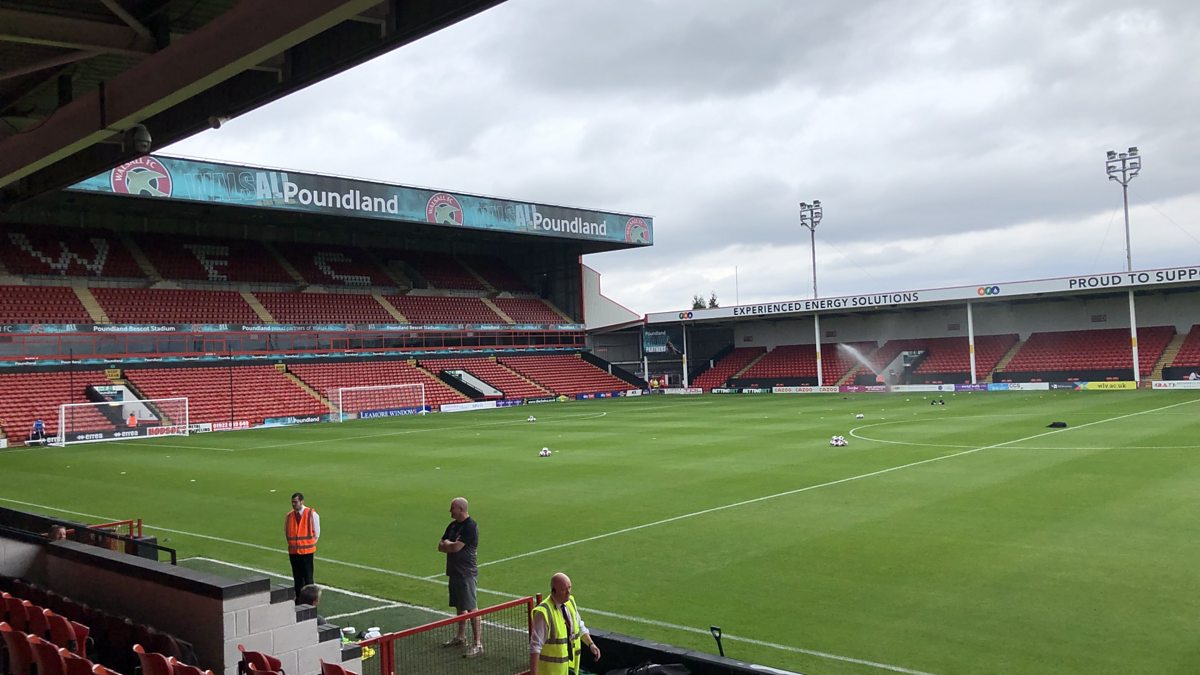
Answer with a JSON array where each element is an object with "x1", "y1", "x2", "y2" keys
[{"x1": 855, "y1": 413, "x2": 865, "y2": 419}]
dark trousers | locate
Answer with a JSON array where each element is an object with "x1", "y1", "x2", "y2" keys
[{"x1": 289, "y1": 553, "x2": 314, "y2": 597}]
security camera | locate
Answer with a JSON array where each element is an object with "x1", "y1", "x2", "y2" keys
[{"x1": 125, "y1": 124, "x2": 152, "y2": 154}]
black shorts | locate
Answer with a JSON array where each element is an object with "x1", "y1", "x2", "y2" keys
[{"x1": 448, "y1": 575, "x2": 477, "y2": 612}]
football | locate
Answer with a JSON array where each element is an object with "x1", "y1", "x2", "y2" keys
[{"x1": 855, "y1": 413, "x2": 865, "y2": 419}]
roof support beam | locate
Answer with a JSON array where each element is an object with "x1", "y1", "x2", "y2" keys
[
  {"x1": 0, "y1": 0, "x2": 382, "y2": 191},
  {"x1": 0, "y1": 9, "x2": 156, "y2": 56}
]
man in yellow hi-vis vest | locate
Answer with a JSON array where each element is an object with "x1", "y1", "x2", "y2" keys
[{"x1": 529, "y1": 572, "x2": 601, "y2": 675}]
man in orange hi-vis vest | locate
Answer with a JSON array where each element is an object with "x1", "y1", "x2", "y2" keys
[{"x1": 285, "y1": 492, "x2": 320, "y2": 597}]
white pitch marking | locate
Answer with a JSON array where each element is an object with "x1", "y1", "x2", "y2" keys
[
  {"x1": 1, "y1": 507, "x2": 932, "y2": 673},
  {"x1": 186, "y1": 558, "x2": 927, "y2": 674},
  {"x1": 476, "y1": 396, "x2": 1200, "y2": 569}
]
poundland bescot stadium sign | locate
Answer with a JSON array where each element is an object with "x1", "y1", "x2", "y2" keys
[{"x1": 69, "y1": 156, "x2": 652, "y2": 247}]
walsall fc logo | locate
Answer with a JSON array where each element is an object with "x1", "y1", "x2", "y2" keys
[
  {"x1": 625, "y1": 217, "x2": 650, "y2": 244},
  {"x1": 426, "y1": 193, "x2": 464, "y2": 225},
  {"x1": 111, "y1": 156, "x2": 173, "y2": 197}
]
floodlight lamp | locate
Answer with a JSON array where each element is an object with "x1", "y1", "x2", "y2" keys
[
  {"x1": 1128, "y1": 146, "x2": 1138, "y2": 155},
  {"x1": 799, "y1": 202, "x2": 808, "y2": 209},
  {"x1": 813, "y1": 200, "x2": 821, "y2": 206},
  {"x1": 1107, "y1": 150, "x2": 1117, "y2": 159}
]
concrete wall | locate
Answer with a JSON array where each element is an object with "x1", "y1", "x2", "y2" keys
[{"x1": 0, "y1": 535, "x2": 356, "y2": 675}]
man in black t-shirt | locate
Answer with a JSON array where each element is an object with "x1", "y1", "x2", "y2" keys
[{"x1": 437, "y1": 497, "x2": 482, "y2": 657}]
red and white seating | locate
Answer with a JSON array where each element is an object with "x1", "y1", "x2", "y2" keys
[
  {"x1": 124, "y1": 366, "x2": 326, "y2": 425},
  {"x1": 492, "y1": 298, "x2": 567, "y2": 324},
  {"x1": 273, "y1": 243, "x2": 391, "y2": 287},
  {"x1": 1001, "y1": 326, "x2": 1174, "y2": 376},
  {"x1": 418, "y1": 356, "x2": 550, "y2": 400},
  {"x1": 0, "y1": 371, "x2": 112, "y2": 441},
  {"x1": 0, "y1": 226, "x2": 143, "y2": 278},
  {"x1": 91, "y1": 288, "x2": 261, "y2": 324},
  {"x1": 458, "y1": 255, "x2": 530, "y2": 292},
  {"x1": 692, "y1": 347, "x2": 766, "y2": 389},
  {"x1": 1170, "y1": 324, "x2": 1200, "y2": 367},
  {"x1": 0, "y1": 286, "x2": 93, "y2": 324},
  {"x1": 254, "y1": 292, "x2": 396, "y2": 324},
  {"x1": 288, "y1": 361, "x2": 469, "y2": 410},
  {"x1": 385, "y1": 251, "x2": 486, "y2": 290},
  {"x1": 134, "y1": 234, "x2": 292, "y2": 283},
  {"x1": 739, "y1": 341, "x2": 872, "y2": 384},
  {"x1": 385, "y1": 295, "x2": 504, "y2": 324},
  {"x1": 499, "y1": 354, "x2": 630, "y2": 395}
]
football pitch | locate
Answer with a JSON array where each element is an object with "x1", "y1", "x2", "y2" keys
[{"x1": 4, "y1": 390, "x2": 1200, "y2": 675}]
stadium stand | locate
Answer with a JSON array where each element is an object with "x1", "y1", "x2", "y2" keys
[
  {"x1": 491, "y1": 297, "x2": 568, "y2": 324},
  {"x1": 91, "y1": 288, "x2": 262, "y2": 324},
  {"x1": 1170, "y1": 324, "x2": 1200, "y2": 366},
  {"x1": 272, "y1": 243, "x2": 392, "y2": 287},
  {"x1": 133, "y1": 234, "x2": 293, "y2": 284},
  {"x1": 999, "y1": 326, "x2": 1175, "y2": 376},
  {"x1": 858, "y1": 334, "x2": 1020, "y2": 382},
  {"x1": 0, "y1": 371, "x2": 112, "y2": 441},
  {"x1": 288, "y1": 360, "x2": 469, "y2": 410},
  {"x1": 417, "y1": 356, "x2": 551, "y2": 400},
  {"x1": 499, "y1": 354, "x2": 630, "y2": 395},
  {"x1": 739, "y1": 341, "x2": 873, "y2": 384},
  {"x1": 384, "y1": 251, "x2": 486, "y2": 290},
  {"x1": 384, "y1": 295, "x2": 503, "y2": 324},
  {"x1": 254, "y1": 292, "x2": 396, "y2": 324},
  {"x1": 456, "y1": 255, "x2": 530, "y2": 292},
  {"x1": 0, "y1": 286, "x2": 94, "y2": 324},
  {"x1": 1, "y1": 227, "x2": 144, "y2": 279},
  {"x1": 692, "y1": 347, "x2": 766, "y2": 389},
  {"x1": 123, "y1": 366, "x2": 327, "y2": 425}
]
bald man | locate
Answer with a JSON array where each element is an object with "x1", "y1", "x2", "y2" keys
[
  {"x1": 529, "y1": 572, "x2": 600, "y2": 675},
  {"x1": 437, "y1": 497, "x2": 482, "y2": 657}
]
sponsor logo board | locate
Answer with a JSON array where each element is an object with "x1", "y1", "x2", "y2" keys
[
  {"x1": 1074, "y1": 381, "x2": 1137, "y2": 391},
  {"x1": 1152, "y1": 380, "x2": 1200, "y2": 389},
  {"x1": 625, "y1": 389, "x2": 644, "y2": 397},
  {"x1": 773, "y1": 386, "x2": 840, "y2": 394},
  {"x1": 441, "y1": 401, "x2": 498, "y2": 413},
  {"x1": 663, "y1": 387, "x2": 703, "y2": 395},
  {"x1": 360, "y1": 407, "x2": 426, "y2": 419}
]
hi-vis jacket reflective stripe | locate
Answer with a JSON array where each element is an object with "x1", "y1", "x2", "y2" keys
[
  {"x1": 531, "y1": 596, "x2": 582, "y2": 675},
  {"x1": 285, "y1": 507, "x2": 317, "y2": 555}
]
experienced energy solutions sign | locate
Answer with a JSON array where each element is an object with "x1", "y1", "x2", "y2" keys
[
  {"x1": 70, "y1": 156, "x2": 652, "y2": 247},
  {"x1": 647, "y1": 266, "x2": 1200, "y2": 324}
]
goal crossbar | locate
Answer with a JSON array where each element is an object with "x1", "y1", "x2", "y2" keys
[{"x1": 334, "y1": 383, "x2": 427, "y2": 422}]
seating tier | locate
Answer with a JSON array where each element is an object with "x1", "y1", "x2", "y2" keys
[
  {"x1": 499, "y1": 354, "x2": 630, "y2": 395},
  {"x1": 0, "y1": 286, "x2": 93, "y2": 324},
  {"x1": 419, "y1": 356, "x2": 550, "y2": 400},
  {"x1": 740, "y1": 341, "x2": 874, "y2": 383},
  {"x1": 1002, "y1": 326, "x2": 1174, "y2": 376},
  {"x1": 91, "y1": 288, "x2": 261, "y2": 324},
  {"x1": 254, "y1": 292, "x2": 396, "y2": 324},
  {"x1": 124, "y1": 366, "x2": 326, "y2": 425},
  {"x1": 1, "y1": 226, "x2": 144, "y2": 278},
  {"x1": 1170, "y1": 324, "x2": 1200, "y2": 367},
  {"x1": 134, "y1": 234, "x2": 292, "y2": 283},
  {"x1": 385, "y1": 295, "x2": 504, "y2": 324},
  {"x1": 692, "y1": 347, "x2": 765, "y2": 389},
  {"x1": 288, "y1": 361, "x2": 469, "y2": 410},
  {"x1": 273, "y1": 243, "x2": 391, "y2": 287},
  {"x1": 0, "y1": 371, "x2": 111, "y2": 440},
  {"x1": 492, "y1": 298, "x2": 567, "y2": 324}
]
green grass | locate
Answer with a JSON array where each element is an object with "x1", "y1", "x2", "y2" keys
[{"x1": 4, "y1": 390, "x2": 1200, "y2": 675}]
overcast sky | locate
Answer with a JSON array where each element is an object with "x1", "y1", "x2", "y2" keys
[{"x1": 168, "y1": 0, "x2": 1200, "y2": 315}]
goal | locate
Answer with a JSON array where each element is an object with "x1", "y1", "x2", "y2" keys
[
  {"x1": 53, "y1": 397, "x2": 189, "y2": 446},
  {"x1": 334, "y1": 383, "x2": 427, "y2": 422}
]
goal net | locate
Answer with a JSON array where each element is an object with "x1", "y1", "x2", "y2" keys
[
  {"x1": 53, "y1": 397, "x2": 189, "y2": 446},
  {"x1": 335, "y1": 383, "x2": 428, "y2": 421}
]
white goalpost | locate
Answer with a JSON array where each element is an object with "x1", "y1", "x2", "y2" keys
[
  {"x1": 53, "y1": 396, "x2": 189, "y2": 446},
  {"x1": 334, "y1": 383, "x2": 428, "y2": 421}
]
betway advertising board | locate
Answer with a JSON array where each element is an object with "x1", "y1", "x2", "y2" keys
[
  {"x1": 70, "y1": 156, "x2": 652, "y2": 247},
  {"x1": 647, "y1": 266, "x2": 1200, "y2": 323}
]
